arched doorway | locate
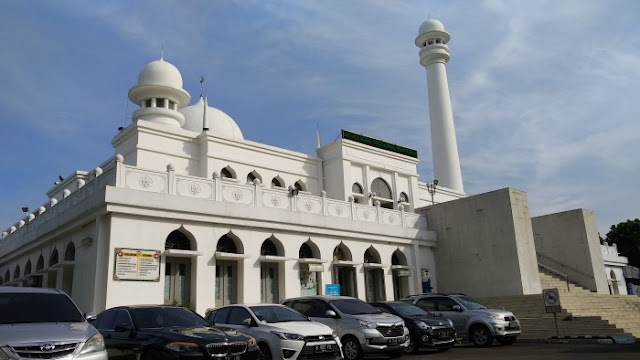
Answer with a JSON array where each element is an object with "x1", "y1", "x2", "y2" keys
[
  {"x1": 364, "y1": 247, "x2": 385, "y2": 301},
  {"x1": 391, "y1": 250, "x2": 410, "y2": 300},
  {"x1": 299, "y1": 240, "x2": 322, "y2": 296},
  {"x1": 260, "y1": 236, "x2": 284, "y2": 303},
  {"x1": 164, "y1": 230, "x2": 193, "y2": 306},
  {"x1": 332, "y1": 243, "x2": 356, "y2": 297},
  {"x1": 215, "y1": 233, "x2": 242, "y2": 306}
]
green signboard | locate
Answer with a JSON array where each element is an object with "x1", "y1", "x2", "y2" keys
[{"x1": 341, "y1": 130, "x2": 418, "y2": 158}]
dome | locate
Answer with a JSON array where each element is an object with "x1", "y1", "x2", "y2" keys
[
  {"x1": 418, "y1": 18, "x2": 445, "y2": 35},
  {"x1": 137, "y1": 58, "x2": 184, "y2": 89},
  {"x1": 180, "y1": 97, "x2": 244, "y2": 139}
]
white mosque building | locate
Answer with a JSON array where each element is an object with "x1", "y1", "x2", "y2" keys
[{"x1": 0, "y1": 19, "x2": 614, "y2": 314}]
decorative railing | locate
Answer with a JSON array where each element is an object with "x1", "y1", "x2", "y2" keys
[{"x1": 2, "y1": 154, "x2": 427, "y2": 240}]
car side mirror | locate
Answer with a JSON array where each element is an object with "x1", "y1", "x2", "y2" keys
[
  {"x1": 242, "y1": 318, "x2": 256, "y2": 327},
  {"x1": 85, "y1": 313, "x2": 97, "y2": 321},
  {"x1": 325, "y1": 310, "x2": 338, "y2": 318},
  {"x1": 114, "y1": 322, "x2": 133, "y2": 332},
  {"x1": 452, "y1": 305, "x2": 462, "y2": 312}
]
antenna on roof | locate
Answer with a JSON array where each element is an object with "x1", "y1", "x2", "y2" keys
[{"x1": 161, "y1": 44, "x2": 164, "y2": 60}]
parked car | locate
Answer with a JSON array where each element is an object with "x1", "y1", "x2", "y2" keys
[
  {"x1": 369, "y1": 301, "x2": 456, "y2": 354},
  {"x1": 91, "y1": 305, "x2": 261, "y2": 359},
  {"x1": 402, "y1": 293, "x2": 521, "y2": 347},
  {"x1": 205, "y1": 303, "x2": 343, "y2": 360},
  {"x1": 282, "y1": 296, "x2": 409, "y2": 360},
  {"x1": 0, "y1": 287, "x2": 107, "y2": 360}
]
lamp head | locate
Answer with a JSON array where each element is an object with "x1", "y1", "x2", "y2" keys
[
  {"x1": 21, "y1": 207, "x2": 29, "y2": 213},
  {"x1": 433, "y1": 179, "x2": 438, "y2": 186}
]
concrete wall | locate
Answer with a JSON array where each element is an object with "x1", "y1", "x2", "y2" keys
[
  {"x1": 419, "y1": 188, "x2": 541, "y2": 298},
  {"x1": 532, "y1": 209, "x2": 608, "y2": 294}
]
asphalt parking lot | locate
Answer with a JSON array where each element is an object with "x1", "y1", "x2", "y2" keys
[{"x1": 367, "y1": 342, "x2": 640, "y2": 360}]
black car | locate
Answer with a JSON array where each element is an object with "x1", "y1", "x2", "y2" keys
[
  {"x1": 91, "y1": 305, "x2": 262, "y2": 359},
  {"x1": 369, "y1": 301, "x2": 456, "y2": 354}
]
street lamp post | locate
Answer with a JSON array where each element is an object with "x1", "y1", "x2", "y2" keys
[{"x1": 426, "y1": 180, "x2": 438, "y2": 205}]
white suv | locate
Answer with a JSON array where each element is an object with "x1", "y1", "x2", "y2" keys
[
  {"x1": 0, "y1": 287, "x2": 107, "y2": 360},
  {"x1": 205, "y1": 304, "x2": 342, "y2": 360}
]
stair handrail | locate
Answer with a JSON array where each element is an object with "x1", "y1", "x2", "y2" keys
[
  {"x1": 537, "y1": 253, "x2": 595, "y2": 279},
  {"x1": 537, "y1": 262, "x2": 570, "y2": 292}
]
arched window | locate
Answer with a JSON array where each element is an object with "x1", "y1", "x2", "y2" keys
[
  {"x1": 165, "y1": 230, "x2": 192, "y2": 250},
  {"x1": 271, "y1": 177, "x2": 284, "y2": 188},
  {"x1": 391, "y1": 250, "x2": 408, "y2": 266},
  {"x1": 294, "y1": 181, "x2": 306, "y2": 192},
  {"x1": 261, "y1": 239, "x2": 278, "y2": 256},
  {"x1": 247, "y1": 171, "x2": 262, "y2": 184},
  {"x1": 299, "y1": 243, "x2": 313, "y2": 259},
  {"x1": 221, "y1": 167, "x2": 236, "y2": 179},
  {"x1": 50, "y1": 249, "x2": 59, "y2": 266},
  {"x1": 352, "y1": 183, "x2": 363, "y2": 194},
  {"x1": 5, "y1": 270, "x2": 10, "y2": 283},
  {"x1": 216, "y1": 234, "x2": 238, "y2": 253},
  {"x1": 36, "y1": 255, "x2": 45, "y2": 272},
  {"x1": 14, "y1": 265, "x2": 20, "y2": 280},
  {"x1": 399, "y1": 192, "x2": 409, "y2": 203},
  {"x1": 65, "y1": 242, "x2": 75, "y2": 261},
  {"x1": 371, "y1": 178, "x2": 392, "y2": 199},
  {"x1": 333, "y1": 243, "x2": 352, "y2": 261},
  {"x1": 364, "y1": 247, "x2": 381, "y2": 264},
  {"x1": 24, "y1": 260, "x2": 32, "y2": 276}
]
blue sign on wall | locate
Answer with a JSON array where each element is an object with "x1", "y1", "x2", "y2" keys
[{"x1": 325, "y1": 284, "x2": 340, "y2": 296}]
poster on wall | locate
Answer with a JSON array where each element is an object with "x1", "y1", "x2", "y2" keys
[{"x1": 113, "y1": 248, "x2": 161, "y2": 282}]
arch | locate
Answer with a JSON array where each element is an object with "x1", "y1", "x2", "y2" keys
[
  {"x1": 50, "y1": 248, "x2": 59, "y2": 266},
  {"x1": 333, "y1": 243, "x2": 352, "y2": 261},
  {"x1": 352, "y1": 183, "x2": 363, "y2": 194},
  {"x1": 371, "y1": 178, "x2": 392, "y2": 199},
  {"x1": 221, "y1": 166, "x2": 236, "y2": 179},
  {"x1": 271, "y1": 176, "x2": 285, "y2": 188},
  {"x1": 391, "y1": 249, "x2": 408, "y2": 266},
  {"x1": 64, "y1": 242, "x2": 76, "y2": 261},
  {"x1": 165, "y1": 229, "x2": 193, "y2": 251},
  {"x1": 299, "y1": 240, "x2": 320, "y2": 259},
  {"x1": 14, "y1": 265, "x2": 20, "y2": 280},
  {"x1": 399, "y1": 192, "x2": 409, "y2": 203},
  {"x1": 36, "y1": 255, "x2": 45, "y2": 272},
  {"x1": 5, "y1": 270, "x2": 10, "y2": 283},
  {"x1": 247, "y1": 170, "x2": 262, "y2": 184},
  {"x1": 216, "y1": 232, "x2": 243, "y2": 254},
  {"x1": 24, "y1": 260, "x2": 32, "y2": 276},
  {"x1": 364, "y1": 247, "x2": 381, "y2": 264},
  {"x1": 610, "y1": 270, "x2": 617, "y2": 280},
  {"x1": 294, "y1": 180, "x2": 306, "y2": 192},
  {"x1": 261, "y1": 236, "x2": 284, "y2": 256},
  {"x1": 0, "y1": 274, "x2": 3, "y2": 285}
]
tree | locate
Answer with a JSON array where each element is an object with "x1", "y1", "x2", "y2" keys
[{"x1": 605, "y1": 219, "x2": 640, "y2": 268}]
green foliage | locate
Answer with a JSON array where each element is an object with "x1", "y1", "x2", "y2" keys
[{"x1": 605, "y1": 219, "x2": 640, "y2": 268}]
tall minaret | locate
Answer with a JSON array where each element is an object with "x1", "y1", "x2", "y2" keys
[{"x1": 416, "y1": 19, "x2": 464, "y2": 193}]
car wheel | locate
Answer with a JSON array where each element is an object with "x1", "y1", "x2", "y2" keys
[
  {"x1": 258, "y1": 343, "x2": 272, "y2": 360},
  {"x1": 496, "y1": 336, "x2": 517, "y2": 345},
  {"x1": 403, "y1": 337, "x2": 421, "y2": 355},
  {"x1": 470, "y1": 324, "x2": 493, "y2": 347},
  {"x1": 342, "y1": 336, "x2": 363, "y2": 360}
]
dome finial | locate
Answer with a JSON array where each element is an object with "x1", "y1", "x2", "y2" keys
[
  {"x1": 199, "y1": 75, "x2": 205, "y2": 98},
  {"x1": 161, "y1": 44, "x2": 164, "y2": 61}
]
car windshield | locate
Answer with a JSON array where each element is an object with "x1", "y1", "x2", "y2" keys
[
  {"x1": 129, "y1": 307, "x2": 211, "y2": 329},
  {"x1": 0, "y1": 292, "x2": 84, "y2": 324},
  {"x1": 250, "y1": 305, "x2": 308, "y2": 323},
  {"x1": 454, "y1": 296, "x2": 487, "y2": 310},
  {"x1": 331, "y1": 299, "x2": 379, "y2": 315},
  {"x1": 388, "y1": 302, "x2": 429, "y2": 316}
]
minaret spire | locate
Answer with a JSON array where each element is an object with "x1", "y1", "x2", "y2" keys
[{"x1": 415, "y1": 18, "x2": 464, "y2": 193}]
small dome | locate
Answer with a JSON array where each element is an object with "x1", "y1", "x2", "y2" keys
[
  {"x1": 418, "y1": 18, "x2": 445, "y2": 35},
  {"x1": 180, "y1": 97, "x2": 244, "y2": 139},
  {"x1": 137, "y1": 58, "x2": 184, "y2": 89}
]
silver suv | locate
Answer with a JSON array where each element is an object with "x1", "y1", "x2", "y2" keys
[
  {"x1": 0, "y1": 287, "x2": 107, "y2": 360},
  {"x1": 402, "y1": 293, "x2": 521, "y2": 347},
  {"x1": 283, "y1": 296, "x2": 409, "y2": 360}
]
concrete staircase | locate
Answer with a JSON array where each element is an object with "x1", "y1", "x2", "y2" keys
[{"x1": 477, "y1": 267, "x2": 640, "y2": 341}]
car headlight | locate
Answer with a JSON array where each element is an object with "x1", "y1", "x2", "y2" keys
[
  {"x1": 358, "y1": 320, "x2": 377, "y2": 329},
  {"x1": 79, "y1": 332, "x2": 105, "y2": 354},
  {"x1": 416, "y1": 321, "x2": 431, "y2": 330},
  {"x1": 272, "y1": 331, "x2": 305, "y2": 340},
  {"x1": 165, "y1": 342, "x2": 201, "y2": 352},
  {"x1": 486, "y1": 313, "x2": 503, "y2": 320},
  {"x1": 248, "y1": 337, "x2": 257, "y2": 347},
  {"x1": 447, "y1": 319, "x2": 454, "y2": 327},
  {"x1": 332, "y1": 330, "x2": 338, "y2": 338}
]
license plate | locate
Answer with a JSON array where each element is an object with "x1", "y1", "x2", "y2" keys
[
  {"x1": 387, "y1": 337, "x2": 402, "y2": 345},
  {"x1": 509, "y1": 321, "x2": 519, "y2": 328},
  {"x1": 315, "y1": 344, "x2": 333, "y2": 353},
  {"x1": 224, "y1": 357, "x2": 239, "y2": 360},
  {"x1": 438, "y1": 331, "x2": 449, "y2": 337}
]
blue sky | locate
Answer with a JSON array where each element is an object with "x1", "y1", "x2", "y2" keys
[{"x1": 1, "y1": 0, "x2": 639, "y2": 237}]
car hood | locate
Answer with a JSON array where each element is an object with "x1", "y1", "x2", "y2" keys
[
  {"x1": 267, "y1": 321, "x2": 333, "y2": 336},
  {"x1": 408, "y1": 315, "x2": 452, "y2": 327},
  {"x1": 471, "y1": 309, "x2": 516, "y2": 317},
  {"x1": 0, "y1": 322, "x2": 97, "y2": 345},
  {"x1": 352, "y1": 313, "x2": 403, "y2": 326},
  {"x1": 145, "y1": 326, "x2": 250, "y2": 342}
]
